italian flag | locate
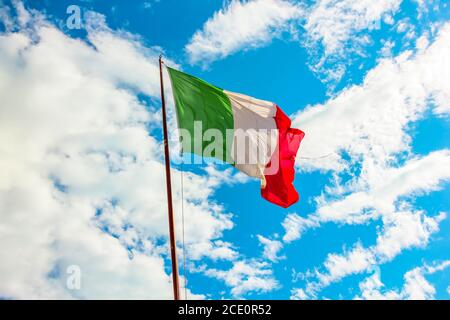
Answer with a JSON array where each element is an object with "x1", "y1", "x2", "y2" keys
[{"x1": 167, "y1": 67, "x2": 305, "y2": 208}]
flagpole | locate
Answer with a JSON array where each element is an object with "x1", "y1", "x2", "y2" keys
[{"x1": 159, "y1": 55, "x2": 180, "y2": 300}]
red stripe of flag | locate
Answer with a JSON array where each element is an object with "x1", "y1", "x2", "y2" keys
[{"x1": 261, "y1": 106, "x2": 305, "y2": 208}]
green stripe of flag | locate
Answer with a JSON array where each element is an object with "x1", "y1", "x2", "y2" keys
[{"x1": 167, "y1": 67, "x2": 234, "y2": 163}]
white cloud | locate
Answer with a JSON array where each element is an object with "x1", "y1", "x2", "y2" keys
[
  {"x1": 257, "y1": 235, "x2": 284, "y2": 262},
  {"x1": 280, "y1": 21, "x2": 450, "y2": 252},
  {"x1": 303, "y1": 0, "x2": 403, "y2": 84},
  {"x1": 295, "y1": 210, "x2": 445, "y2": 297},
  {"x1": 415, "y1": 33, "x2": 429, "y2": 51},
  {"x1": 357, "y1": 260, "x2": 450, "y2": 300},
  {"x1": 379, "y1": 39, "x2": 395, "y2": 57},
  {"x1": 0, "y1": 6, "x2": 239, "y2": 299},
  {"x1": 184, "y1": 0, "x2": 443, "y2": 88},
  {"x1": 356, "y1": 271, "x2": 401, "y2": 300},
  {"x1": 280, "y1": 22, "x2": 450, "y2": 299},
  {"x1": 294, "y1": 23, "x2": 450, "y2": 172},
  {"x1": 185, "y1": 0, "x2": 406, "y2": 83},
  {"x1": 316, "y1": 242, "x2": 376, "y2": 286},
  {"x1": 282, "y1": 150, "x2": 450, "y2": 244},
  {"x1": 202, "y1": 260, "x2": 278, "y2": 297},
  {"x1": 396, "y1": 18, "x2": 413, "y2": 33},
  {"x1": 185, "y1": 0, "x2": 303, "y2": 64},
  {"x1": 290, "y1": 288, "x2": 309, "y2": 300},
  {"x1": 375, "y1": 211, "x2": 446, "y2": 261},
  {"x1": 402, "y1": 268, "x2": 436, "y2": 300},
  {"x1": 282, "y1": 213, "x2": 319, "y2": 243},
  {"x1": 316, "y1": 150, "x2": 450, "y2": 224},
  {"x1": 305, "y1": 0, "x2": 402, "y2": 55}
]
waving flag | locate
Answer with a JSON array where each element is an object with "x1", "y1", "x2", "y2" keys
[{"x1": 167, "y1": 67, "x2": 304, "y2": 208}]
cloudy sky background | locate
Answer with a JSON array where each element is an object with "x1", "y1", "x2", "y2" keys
[{"x1": 0, "y1": 0, "x2": 449, "y2": 299}]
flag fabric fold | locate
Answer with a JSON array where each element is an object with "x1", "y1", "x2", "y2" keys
[
  {"x1": 167, "y1": 66, "x2": 305, "y2": 208},
  {"x1": 261, "y1": 106, "x2": 305, "y2": 208}
]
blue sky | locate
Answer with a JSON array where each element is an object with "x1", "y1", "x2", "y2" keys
[{"x1": 0, "y1": 0, "x2": 449, "y2": 299}]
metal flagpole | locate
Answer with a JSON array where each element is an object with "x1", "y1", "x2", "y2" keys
[{"x1": 158, "y1": 55, "x2": 180, "y2": 300}]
